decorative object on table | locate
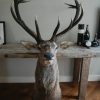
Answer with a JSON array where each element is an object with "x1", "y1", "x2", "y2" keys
[
  {"x1": 84, "y1": 40, "x2": 91, "y2": 48},
  {"x1": 91, "y1": 33, "x2": 99, "y2": 47},
  {"x1": 83, "y1": 25, "x2": 91, "y2": 48},
  {"x1": 10, "y1": 0, "x2": 83, "y2": 99},
  {"x1": 60, "y1": 41, "x2": 75, "y2": 49},
  {"x1": 84, "y1": 25, "x2": 90, "y2": 41},
  {"x1": 77, "y1": 24, "x2": 85, "y2": 46},
  {"x1": 0, "y1": 22, "x2": 6, "y2": 45}
]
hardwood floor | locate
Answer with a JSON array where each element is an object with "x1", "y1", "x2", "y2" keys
[{"x1": 0, "y1": 82, "x2": 100, "y2": 100}]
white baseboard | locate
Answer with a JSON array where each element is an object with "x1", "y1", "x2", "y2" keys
[
  {"x1": 88, "y1": 75, "x2": 100, "y2": 81},
  {"x1": 0, "y1": 75, "x2": 100, "y2": 83},
  {"x1": 0, "y1": 77, "x2": 35, "y2": 83}
]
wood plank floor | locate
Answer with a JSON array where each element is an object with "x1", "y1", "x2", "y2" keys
[{"x1": 0, "y1": 82, "x2": 100, "y2": 100}]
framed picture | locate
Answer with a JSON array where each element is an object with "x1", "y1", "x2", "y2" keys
[{"x1": 0, "y1": 21, "x2": 6, "y2": 44}]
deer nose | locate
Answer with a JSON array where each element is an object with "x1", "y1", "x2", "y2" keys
[{"x1": 44, "y1": 53, "x2": 54, "y2": 60}]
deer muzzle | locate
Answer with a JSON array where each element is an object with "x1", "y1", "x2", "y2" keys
[{"x1": 44, "y1": 53, "x2": 54, "y2": 60}]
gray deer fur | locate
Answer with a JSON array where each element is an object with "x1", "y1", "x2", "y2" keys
[{"x1": 34, "y1": 41, "x2": 61, "y2": 100}]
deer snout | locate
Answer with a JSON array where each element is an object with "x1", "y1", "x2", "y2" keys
[{"x1": 44, "y1": 53, "x2": 54, "y2": 60}]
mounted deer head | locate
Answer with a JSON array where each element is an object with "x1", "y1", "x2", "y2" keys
[
  {"x1": 10, "y1": 0, "x2": 83, "y2": 61},
  {"x1": 11, "y1": 0, "x2": 83, "y2": 99}
]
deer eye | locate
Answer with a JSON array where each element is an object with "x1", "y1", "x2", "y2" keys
[
  {"x1": 55, "y1": 46, "x2": 58, "y2": 49},
  {"x1": 44, "y1": 45, "x2": 48, "y2": 48},
  {"x1": 37, "y1": 44, "x2": 42, "y2": 49}
]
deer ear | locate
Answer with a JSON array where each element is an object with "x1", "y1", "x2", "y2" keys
[{"x1": 20, "y1": 41, "x2": 37, "y2": 50}]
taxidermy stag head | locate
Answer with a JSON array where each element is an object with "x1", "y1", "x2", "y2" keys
[
  {"x1": 11, "y1": 0, "x2": 83, "y2": 50},
  {"x1": 11, "y1": 0, "x2": 83, "y2": 99}
]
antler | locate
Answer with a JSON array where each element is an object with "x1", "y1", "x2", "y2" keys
[
  {"x1": 11, "y1": 0, "x2": 83, "y2": 43},
  {"x1": 10, "y1": 0, "x2": 43, "y2": 43},
  {"x1": 51, "y1": 0, "x2": 83, "y2": 41},
  {"x1": 50, "y1": 18, "x2": 60, "y2": 41}
]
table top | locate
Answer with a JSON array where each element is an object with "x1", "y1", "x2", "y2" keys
[{"x1": 0, "y1": 43, "x2": 100, "y2": 58}]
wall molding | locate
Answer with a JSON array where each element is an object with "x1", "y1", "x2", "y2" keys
[{"x1": 0, "y1": 75, "x2": 100, "y2": 83}]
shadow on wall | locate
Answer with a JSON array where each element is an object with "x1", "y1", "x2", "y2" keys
[
  {"x1": 0, "y1": 57, "x2": 8, "y2": 82},
  {"x1": 97, "y1": 8, "x2": 100, "y2": 39}
]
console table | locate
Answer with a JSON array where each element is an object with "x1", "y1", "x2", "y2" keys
[{"x1": 0, "y1": 43, "x2": 100, "y2": 100}]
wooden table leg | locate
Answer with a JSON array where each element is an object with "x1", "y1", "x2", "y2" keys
[
  {"x1": 78, "y1": 58, "x2": 91, "y2": 100},
  {"x1": 73, "y1": 58, "x2": 82, "y2": 83}
]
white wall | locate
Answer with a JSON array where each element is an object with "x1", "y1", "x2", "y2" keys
[{"x1": 0, "y1": 0, "x2": 100, "y2": 83}]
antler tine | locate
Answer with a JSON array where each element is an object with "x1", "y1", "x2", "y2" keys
[
  {"x1": 69, "y1": 0, "x2": 83, "y2": 28},
  {"x1": 35, "y1": 17, "x2": 43, "y2": 43},
  {"x1": 72, "y1": 0, "x2": 81, "y2": 22},
  {"x1": 14, "y1": 0, "x2": 28, "y2": 19},
  {"x1": 50, "y1": 18, "x2": 60, "y2": 41},
  {"x1": 56, "y1": 19, "x2": 73, "y2": 37},
  {"x1": 56, "y1": 0, "x2": 83, "y2": 38},
  {"x1": 72, "y1": 5, "x2": 83, "y2": 27},
  {"x1": 11, "y1": 0, "x2": 40, "y2": 43}
]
